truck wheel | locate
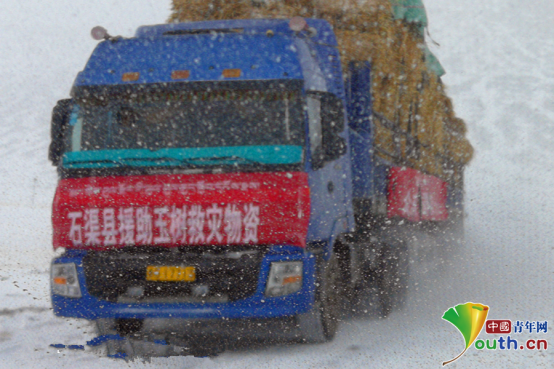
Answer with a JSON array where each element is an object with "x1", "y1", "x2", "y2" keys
[
  {"x1": 334, "y1": 241, "x2": 363, "y2": 307},
  {"x1": 377, "y1": 269, "x2": 394, "y2": 318},
  {"x1": 376, "y1": 240, "x2": 409, "y2": 318},
  {"x1": 296, "y1": 255, "x2": 340, "y2": 343}
]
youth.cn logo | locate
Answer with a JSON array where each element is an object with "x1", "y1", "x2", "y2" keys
[{"x1": 442, "y1": 303, "x2": 549, "y2": 365}]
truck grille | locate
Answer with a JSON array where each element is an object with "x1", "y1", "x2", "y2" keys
[{"x1": 82, "y1": 246, "x2": 267, "y2": 303}]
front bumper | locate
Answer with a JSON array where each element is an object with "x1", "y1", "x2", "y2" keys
[{"x1": 51, "y1": 247, "x2": 316, "y2": 320}]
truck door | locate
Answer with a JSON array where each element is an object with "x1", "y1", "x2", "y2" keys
[
  {"x1": 295, "y1": 38, "x2": 351, "y2": 243},
  {"x1": 306, "y1": 94, "x2": 350, "y2": 243}
]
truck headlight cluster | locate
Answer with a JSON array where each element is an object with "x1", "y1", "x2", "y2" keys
[
  {"x1": 265, "y1": 261, "x2": 303, "y2": 297},
  {"x1": 51, "y1": 263, "x2": 82, "y2": 298}
]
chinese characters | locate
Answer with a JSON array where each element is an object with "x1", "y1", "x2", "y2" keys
[{"x1": 67, "y1": 203, "x2": 260, "y2": 247}]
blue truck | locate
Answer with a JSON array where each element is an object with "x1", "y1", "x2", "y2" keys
[{"x1": 49, "y1": 18, "x2": 463, "y2": 357}]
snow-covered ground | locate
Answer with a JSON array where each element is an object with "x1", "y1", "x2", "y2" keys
[{"x1": 0, "y1": 0, "x2": 552, "y2": 367}]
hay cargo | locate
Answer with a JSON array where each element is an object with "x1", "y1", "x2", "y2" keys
[{"x1": 169, "y1": 0, "x2": 473, "y2": 184}]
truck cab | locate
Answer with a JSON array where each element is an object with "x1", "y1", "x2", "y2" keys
[{"x1": 50, "y1": 18, "x2": 358, "y2": 353}]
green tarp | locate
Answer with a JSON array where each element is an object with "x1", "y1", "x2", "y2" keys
[
  {"x1": 390, "y1": 1, "x2": 444, "y2": 77},
  {"x1": 391, "y1": 0, "x2": 428, "y2": 26},
  {"x1": 424, "y1": 46, "x2": 446, "y2": 77}
]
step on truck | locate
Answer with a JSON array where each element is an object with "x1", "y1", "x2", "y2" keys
[{"x1": 49, "y1": 18, "x2": 463, "y2": 358}]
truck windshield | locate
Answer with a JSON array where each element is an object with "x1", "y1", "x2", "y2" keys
[{"x1": 64, "y1": 83, "x2": 305, "y2": 170}]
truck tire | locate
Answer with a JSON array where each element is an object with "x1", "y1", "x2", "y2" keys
[
  {"x1": 376, "y1": 240, "x2": 409, "y2": 318},
  {"x1": 296, "y1": 255, "x2": 340, "y2": 343},
  {"x1": 335, "y1": 241, "x2": 361, "y2": 307}
]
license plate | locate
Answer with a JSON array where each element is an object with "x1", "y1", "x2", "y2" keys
[{"x1": 146, "y1": 266, "x2": 196, "y2": 282}]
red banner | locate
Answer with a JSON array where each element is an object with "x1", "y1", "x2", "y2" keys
[
  {"x1": 52, "y1": 172, "x2": 310, "y2": 250},
  {"x1": 419, "y1": 173, "x2": 448, "y2": 221},
  {"x1": 387, "y1": 167, "x2": 448, "y2": 222}
]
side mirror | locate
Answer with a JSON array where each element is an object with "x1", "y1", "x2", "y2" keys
[
  {"x1": 49, "y1": 99, "x2": 73, "y2": 166},
  {"x1": 320, "y1": 93, "x2": 347, "y2": 161}
]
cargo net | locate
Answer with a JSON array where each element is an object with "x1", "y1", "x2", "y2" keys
[{"x1": 169, "y1": 0, "x2": 473, "y2": 185}]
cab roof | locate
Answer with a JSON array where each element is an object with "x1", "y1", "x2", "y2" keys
[{"x1": 73, "y1": 19, "x2": 336, "y2": 89}]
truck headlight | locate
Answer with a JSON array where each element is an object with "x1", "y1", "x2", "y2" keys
[
  {"x1": 51, "y1": 263, "x2": 82, "y2": 298},
  {"x1": 265, "y1": 261, "x2": 303, "y2": 297}
]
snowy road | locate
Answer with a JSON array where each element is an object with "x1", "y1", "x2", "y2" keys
[{"x1": 0, "y1": 0, "x2": 552, "y2": 367}]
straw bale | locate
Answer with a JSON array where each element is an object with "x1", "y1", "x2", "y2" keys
[
  {"x1": 445, "y1": 133, "x2": 473, "y2": 164},
  {"x1": 449, "y1": 117, "x2": 467, "y2": 135},
  {"x1": 420, "y1": 76, "x2": 446, "y2": 152},
  {"x1": 169, "y1": 0, "x2": 474, "y2": 178},
  {"x1": 169, "y1": 0, "x2": 252, "y2": 22},
  {"x1": 373, "y1": 116, "x2": 397, "y2": 158}
]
